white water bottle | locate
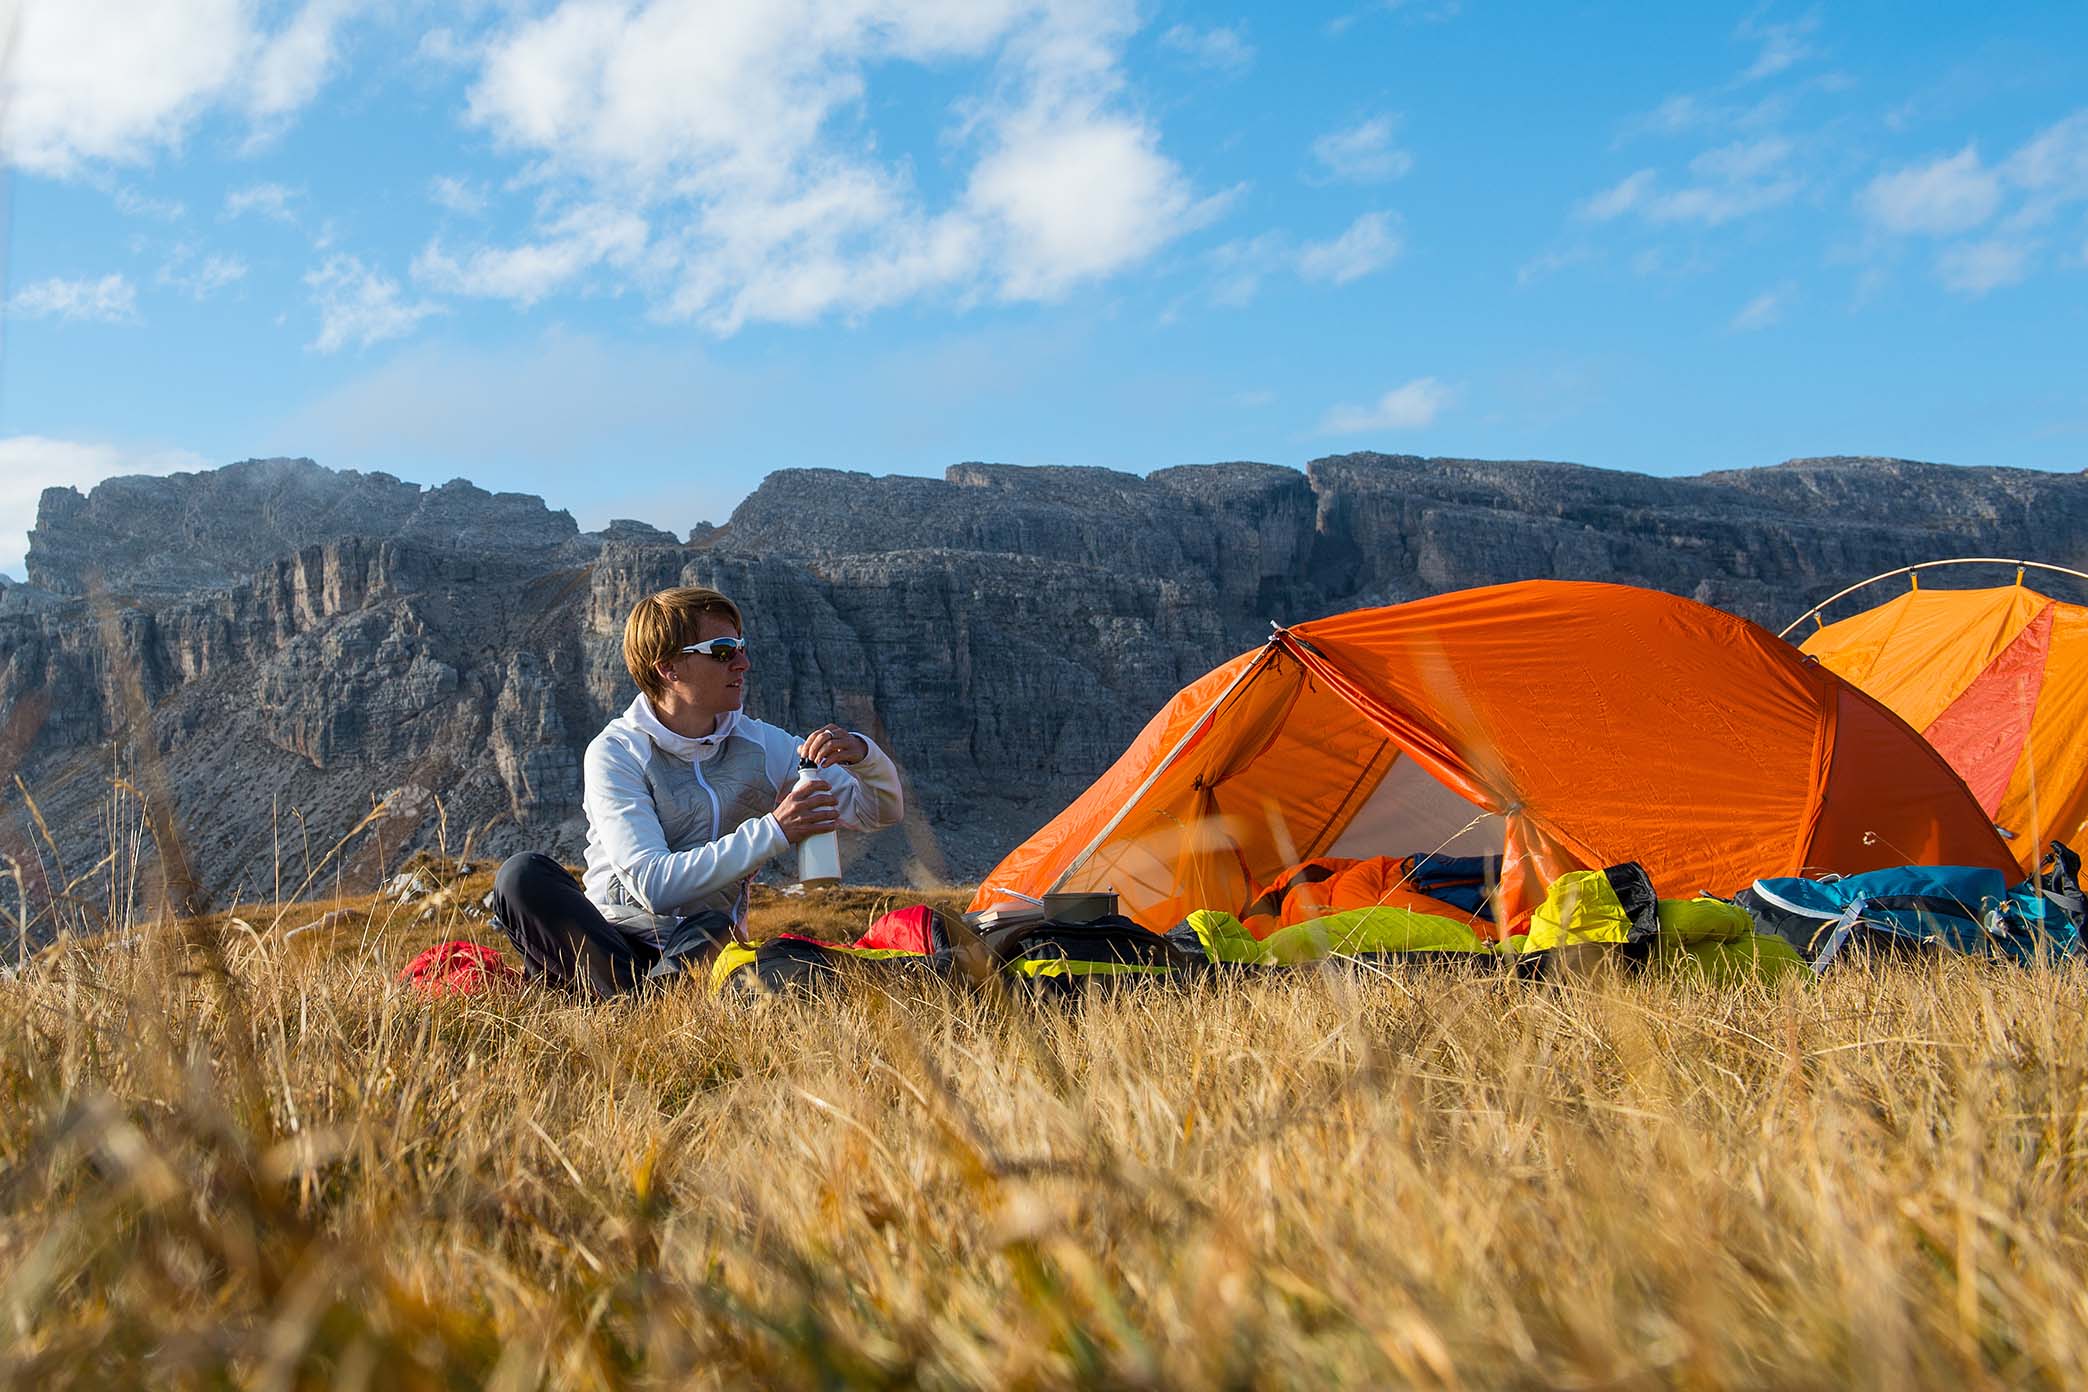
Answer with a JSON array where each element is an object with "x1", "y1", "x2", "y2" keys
[{"x1": 794, "y1": 758, "x2": 841, "y2": 886}]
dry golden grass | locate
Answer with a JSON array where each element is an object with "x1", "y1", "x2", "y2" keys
[{"x1": 5, "y1": 863, "x2": 2088, "y2": 1389}]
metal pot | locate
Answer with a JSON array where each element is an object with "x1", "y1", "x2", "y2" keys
[{"x1": 1042, "y1": 891, "x2": 1119, "y2": 923}]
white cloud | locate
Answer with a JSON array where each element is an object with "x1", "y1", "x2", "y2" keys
[
  {"x1": 2, "y1": 0, "x2": 247, "y2": 175},
  {"x1": 247, "y1": 0, "x2": 359, "y2": 127},
  {"x1": 1614, "y1": 80, "x2": 1816, "y2": 150},
  {"x1": 971, "y1": 112, "x2": 1218, "y2": 304},
  {"x1": 2005, "y1": 111, "x2": 2088, "y2": 191},
  {"x1": 1629, "y1": 245, "x2": 1712, "y2": 278},
  {"x1": 114, "y1": 186, "x2": 186, "y2": 220},
  {"x1": 7, "y1": 274, "x2": 140, "y2": 324},
  {"x1": 225, "y1": 182, "x2": 302, "y2": 223},
  {"x1": 1622, "y1": 94, "x2": 1711, "y2": 141},
  {"x1": 1202, "y1": 213, "x2": 1401, "y2": 307},
  {"x1": 1936, "y1": 238, "x2": 2033, "y2": 295},
  {"x1": 1310, "y1": 115, "x2": 1413, "y2": 184},
  {"x1": 1655, "y1": 138, "x2": 1801, "y2": 223},
  {"x1": 1298, "y1": 211, "x2": 1402, "y2": 284},
  {"x1": 457, "y1": 0, "x2": 1212, "y2": 333},
  {"x1": 414, "y1": 205, "x2": 650, "y2": 306},
  {"x1": 414, "y1": 26, "x2": 479, "y2": 69},
  {"x1": 429, "y1": 175, "x2": 490, "y2": 217},
  {"x1": 1854, "y1": 113, "x2": 2088, "y2": 292},
  {"x1": 2003, "y1": 110, "x2": 2088, "y2": 227},
  {"x1": 304, "y1": 255, "x2": 445, "y2": 352},
  {"x1": 1859, "y1": 145, "x2": 2002, "y2": 236},
  {"x1": 1729, "y1": 283, "x2": 1794, "y2": 331},
  {"x1": 1579, "y1": 139, "x2": 1799, "y2": 227},
  {"x1": 1737, "y1": 14, "x2": 1819, "y2": 83},
  {"x1": 1319, "y1": 376, "x2": 1453, "y2": 435},
  {"x1": 2, "y1": 0, "x2": 356, "y2": 177},
  {"x1": 1645, "y1": 178, "x2": 1799, "y2": 225},
  {"x1": 1206, "y1": 233, "x2": 1287, "y2": 308},
  {"x1": 1580, "y1": 169, "x2": 1656, "y2": 221},
  {"x1": 1516, "y1": 245, "x2": 1594, "y2": 285},
  {"x1": 0, "y1": 436, "x2": 209, "y2": 580},
  {"x1": 1330, "y1": 0, "x2": 1462, "y2": 29},
  {"x1": 1159, "y1": 23, "x2": 1253, "y2": 73},
  {"x1": 159, "y1": 251, "x2": 250, "y2": 300},
  {"x1": 1691, "y1": 136, "x2": 1791, "y2": 183}
]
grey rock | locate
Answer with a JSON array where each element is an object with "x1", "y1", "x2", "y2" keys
[
  {"x1": 25, "y1": 457, "x2": 577, "y2": 596},
  {"x1": 593, "y1": 519, "x2": 682, "y2": 546},
  {"x1": 381, "y1": 871, "x2": 437, "y2": 902},
  {"x1": 0, "y1": 577, "x2": 63, "y2": 616}
]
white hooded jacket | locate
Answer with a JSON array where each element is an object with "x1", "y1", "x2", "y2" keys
[{"x1": 580, "y1": 695, "x2": 904, "y2": 942}]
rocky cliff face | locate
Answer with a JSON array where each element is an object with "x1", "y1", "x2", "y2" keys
[
  {"x1": 3, "y1": 452, "x2": 2084, "y2": 931},
  {"x1": 25, "y1": 456, "x2": 582, "y2": 596}
]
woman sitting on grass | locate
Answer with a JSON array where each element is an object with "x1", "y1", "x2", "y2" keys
[{"x1": 492, "y1": 585, "x2": 904, "y2": 995}]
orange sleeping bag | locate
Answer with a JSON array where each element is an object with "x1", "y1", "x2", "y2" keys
[{"x1": 1239, "y1": 856, "x2": 1488, "y2": 940}]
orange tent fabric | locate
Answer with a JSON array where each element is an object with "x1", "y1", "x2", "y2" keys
[
  {"x1": 1801, "y1": 583, "x2": 2088, "y2": 872},
  {"x1": 973, "y1": 580, "x2": 2014, "y2": 936}
]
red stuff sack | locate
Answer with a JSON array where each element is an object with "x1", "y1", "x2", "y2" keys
[
  {"x1": 399, "y1": 940, "x2": 521, "y2": 997},
  {"x1": 852, "y1": 904, "x2": 949, "y2": 954}
]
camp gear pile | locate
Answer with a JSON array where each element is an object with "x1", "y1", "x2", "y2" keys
[{"x1": 703, "y1": 844, "x2": 2084, "y2": 997}]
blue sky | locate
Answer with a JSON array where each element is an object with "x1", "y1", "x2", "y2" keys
[{"x1": 3, "y1": 1, "x2": 2086, "y2": 579}]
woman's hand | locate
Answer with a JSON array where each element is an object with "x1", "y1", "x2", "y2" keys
[
  {"x1": 774, "y1": 778, "x2": 840, "y2": 844},
  {"x1": 800, "y1": 725, "x2": 868, "y2": 767}
]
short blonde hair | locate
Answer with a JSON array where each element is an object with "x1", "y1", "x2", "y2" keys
[{"x1": 623, "y1": 586, "x2": 743, "y2": 702}]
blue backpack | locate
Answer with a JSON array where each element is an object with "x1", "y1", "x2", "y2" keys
[{"x1": 1737, "y1": 842, "x2": 2084, "y2": 968}]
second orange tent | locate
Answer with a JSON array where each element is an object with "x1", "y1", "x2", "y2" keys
[{"x1": 1801, "y1": 580, "x2": 2088, "y2": 872}]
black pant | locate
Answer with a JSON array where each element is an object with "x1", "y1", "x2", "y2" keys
[{"x1": 492, "y1": 852, "x2": 730, "y2": 998}]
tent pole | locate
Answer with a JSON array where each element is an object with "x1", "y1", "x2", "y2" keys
[
  {"x1": 1043, "y1": 639, "x2": 1281, "y2": 895},
  {"x1": 1777, "y1": 557, "x2": 2088, "y2": 639}
]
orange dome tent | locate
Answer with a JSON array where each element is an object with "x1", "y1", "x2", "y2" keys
[
  {"x1": 1796, "y1": 568, "x2": 2088, "y2": 873},
  {"x1": 972, "y1": 580, "x2": 2014, "y2": 937}
]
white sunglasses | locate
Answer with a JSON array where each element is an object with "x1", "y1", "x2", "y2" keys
[{"x1": 679, "y1": 635, "x2": 748, "y2": 663}]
